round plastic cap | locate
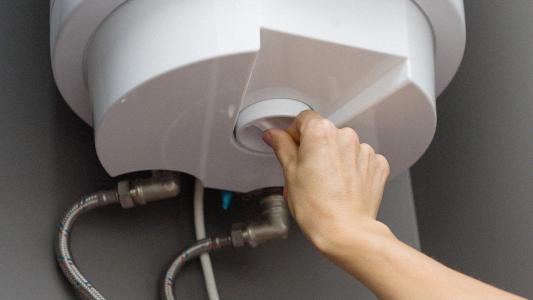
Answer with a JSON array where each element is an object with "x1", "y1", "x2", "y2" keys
[{"x1": 235, "y1": 99, "x2": 311, "y2": 153}]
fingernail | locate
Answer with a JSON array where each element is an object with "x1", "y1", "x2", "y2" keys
[{"x1": 262, "y1": 130, "x2": 273, "y2": 147}]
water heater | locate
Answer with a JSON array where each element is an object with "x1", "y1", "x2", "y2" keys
[{"x1": 50, "y1": 0, "x2": 466, "y2": 192}]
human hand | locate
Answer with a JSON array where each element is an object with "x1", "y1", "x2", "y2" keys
[
  {"x1": 264, "y1": 111, "x2": 524, "y2": 300},
  {"x1": 262, "y1": 110, "x2": 392, "y2": 254}
]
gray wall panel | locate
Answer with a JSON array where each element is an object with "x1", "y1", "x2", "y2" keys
[{"x1": 412, "y1": 0, "x2": 533, "y2": 297}]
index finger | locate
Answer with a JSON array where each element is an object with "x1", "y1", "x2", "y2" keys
[{"x1": 285, "y1": 110, "x2": 323, "y2": 143}]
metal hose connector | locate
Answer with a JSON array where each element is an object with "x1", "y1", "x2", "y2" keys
[
  {"x1": 231, "y1": 194, "x2": 290, "y2": 247},
  {"x1": 56, "y1": 172, "x2": 180, "y2": 300},
  {"x1": 56, "y1": 190, "x2": 119, "y2": 300},
  {"x1": 162, "y1": 237, "x2": 233, "y2": 300},
  {"x1": 162, "y1": 192, "x2": 291, "y2": 300}
]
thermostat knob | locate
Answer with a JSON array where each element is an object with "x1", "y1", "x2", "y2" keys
[{"x1": 235, "y1": 99, "x2": 311, "y2": 153}]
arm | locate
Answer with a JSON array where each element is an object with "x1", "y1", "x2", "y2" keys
[{"x1": 263, "y1": 110, "x2": 524, "y2": 300}]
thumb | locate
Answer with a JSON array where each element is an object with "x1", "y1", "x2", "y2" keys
[{"x1": 263, "y1": 129, "x2": 298, "y2": 170}]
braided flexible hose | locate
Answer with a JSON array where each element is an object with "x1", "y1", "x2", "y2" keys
[
  {"x1": 162, "y1": 237, "x2": 232, "y2": 300},
  {"x1": 56, "y1": 191, "x2": 119, "y2": 300}
]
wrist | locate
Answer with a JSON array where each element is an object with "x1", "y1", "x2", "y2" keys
[{"x1": 311, "y1": 218, "x2": 396, "y2": 258}]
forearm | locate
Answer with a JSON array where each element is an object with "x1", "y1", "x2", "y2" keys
[
  {"x1": 264, "y1": 112, "x2": 523, "y2": 299},
  {"x1": 317, "y1": 220, "x2": 524, "y2": 300}
]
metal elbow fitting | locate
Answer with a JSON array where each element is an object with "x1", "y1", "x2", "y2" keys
[
  {"x1": 118, "y1": 171, "x2": 180, "y2": 209},
  {"x1": 231, "y1": 194, "x2": 290, "y2": 247}
]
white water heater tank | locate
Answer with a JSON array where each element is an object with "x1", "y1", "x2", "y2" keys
[{"x1": 50, "y1": 0, "x2": 466, "y2": 192}]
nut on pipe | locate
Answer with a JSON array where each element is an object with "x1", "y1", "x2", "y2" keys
[{"x1": 118, "y1": 172, "x2": 179, "y2": 208}]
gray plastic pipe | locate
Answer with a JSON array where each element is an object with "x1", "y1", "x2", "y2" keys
[{"x1": 193, "y1": 179, "x2": 221, "y2": 300}]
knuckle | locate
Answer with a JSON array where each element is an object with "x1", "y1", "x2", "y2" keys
[
  {"x1": 339, "y1": 127, "x2": 360, "y2": 145},
  {"x1": 375, "y1": 154, "x2": 391, "y2": 174},
  {"x1": 310, "y1": 118, "x2": 334, "y2": 130},
  {"x1": 360, "y1": 143, "x2": 375, "y2": 156},
  {"x1": 296, "y1": 109, "x2": 314, "y2": 119},
  {"x1": 305, "y1": 118, "x2": 335, "y2": 138}
]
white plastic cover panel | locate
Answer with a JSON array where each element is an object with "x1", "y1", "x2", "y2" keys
[{"x1": 50, "y1": 0, "x2": 466, "y2": 192}]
